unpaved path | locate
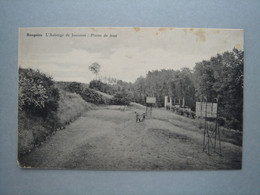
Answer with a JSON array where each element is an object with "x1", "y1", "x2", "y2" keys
[{"x1": 19, "y1": 106, "x2": 242, "y2": 170}]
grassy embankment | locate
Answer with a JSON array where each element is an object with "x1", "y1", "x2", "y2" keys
[
  {"x1": 18, "y1": 68, "x2": 110, "y2": 156},
  {"x1": 18, "y1": 89, "x2": 97, "y2": 155}
]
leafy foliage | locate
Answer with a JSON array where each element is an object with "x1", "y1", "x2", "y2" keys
[
  {"x1": 80, "y1": 88, "x2": 105, "y2": 105},
  {"x1": 88, "y1": 49, "x2": 243, "y2": 131},
  {"x1": 89, "y1": 62, "x2": 101, "y2": 80},
  {"x1": 193, "y1": 48, "x2": 243, "y2": 130},
  {"x1": 18, "y1": 68, "x2": 60, "y2": 118},
  {"x1": 65, "y1": 82, "x2": 84, "y2": 94},
  {"x1": 110, "y1": 92, "x2": 131, "y2": 106},
  {"x1": 18, "y1": 74, "x2": 48, "y2": 110},
  {"x1": 132, "y1": 69, "x2": 195, "y2": 108},
  {"x1": 61, "y1": 81, "x2": 107, "y2": 105},
  {"x1": 18, "y1": 67, "x2": 61, "y2": 155},
  {"x1": 89, "y1": 80, "x2": 115, "y2": 95}
]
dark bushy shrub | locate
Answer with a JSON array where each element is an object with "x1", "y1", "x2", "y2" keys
[
  {"x1": 89, "y1": 80, "x2": 117, "y2": 95},
  {"x1": 18, "y1": 68, "x2": 61, "y2": 155},
  {"x1": 183, "y1": 109, "x2": 189, "y2": 117},
  {"x1": 18, "y1": 68, "x2": 60, "y2": 118},
  {"x1": 175, "y1": 107, "x2": 184, "y2": 115},
  {"x1": 190, "y1": 111, "x2": 196, "y2": 119},
  {"x1": 65, "y1": 82, "x2": 83, "y2": 94},
  {"x1": 218, "y1": 117, "x2": 226, "y2": 127},
  {"x1": 80, "y1": 88, "x2": 105, "y2": 105},
  {"x1": 170, "y1": 106, "x2": 196, "y2": 119},
  {"x1": 63, "y1": 81, "x2": 107, "y2": 105},
  {"x1": 225, "y1": 118, "x2": 241, "y2": 131},
  {"x1": 110, "y1": 92, "x2": 130, "y2": 106}
]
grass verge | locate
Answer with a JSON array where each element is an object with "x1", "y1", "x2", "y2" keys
[{"x1": 18, "y1": 90, "x2": 96, "y2": 156}]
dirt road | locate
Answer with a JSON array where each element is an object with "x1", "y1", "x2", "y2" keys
[{"x1": 19, "y1": 105, "x2": 242, "y2": 170}]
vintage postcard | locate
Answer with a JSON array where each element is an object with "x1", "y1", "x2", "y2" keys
[{"x1": 18, "y1": 27, "x2": 243, "y2": 170}]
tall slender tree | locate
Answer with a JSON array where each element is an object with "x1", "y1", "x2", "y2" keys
[{"x1": 89, "y1": 62, "x2": 101, "y2": 80}]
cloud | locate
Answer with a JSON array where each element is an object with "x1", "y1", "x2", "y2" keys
[{"x1": 19, "y1": 27, "x2": 244, "y2": 83}]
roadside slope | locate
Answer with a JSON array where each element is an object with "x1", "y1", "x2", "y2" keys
[{"x1": 18, "y1": 89, "x2": 96, "y2": 158}]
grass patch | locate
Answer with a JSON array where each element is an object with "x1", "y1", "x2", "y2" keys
[
  {"x1": 18, "y1": 89, "x2": 96, "y2": 156},
  {"x1": 57, "y1": 90, "x2": 96, "y2": 125},
  {"x1": 18, "y1": 111, "x2": 50, "y2": 155},
  {"x1": 154, "y1": 108, "x2": 242, "y2": 146}
]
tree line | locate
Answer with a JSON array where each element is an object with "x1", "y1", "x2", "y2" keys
[
  {"x1": 90, "y1": 48, "x2": 243, "y2": 131},
  {"x1": 193, "y1": 48, "x2": 243, "y2": 130}
]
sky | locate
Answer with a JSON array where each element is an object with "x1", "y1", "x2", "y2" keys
[{"x1": 19, "y1": 27, "x2": 244, "y2": 83}]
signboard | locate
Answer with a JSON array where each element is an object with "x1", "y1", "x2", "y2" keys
[
  {"x1": 146, "y1": 97, "x2": 156, "y2": 104},
  {"x1": 196, "y1": 102, "x2": 217, "y2": 118}
]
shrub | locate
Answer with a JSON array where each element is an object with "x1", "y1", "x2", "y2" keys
[
  {"x1": 18, "y1": 68, "x2": 61, "y2": 155},
  {"x1": 176, "y1": 108, "x2": 184, "y2": 115},
  {"x1": 110, "y1": 92, "x2": 130, "y2": 106},
  {"x1": 218, "y1": 117, "x2": 226, "y2": 127},
  {"x1": 62, "y1": 81, "x2": 109, "y2": 105},
  {"x1": 80, "y1": 88, "x2": 105, "y2": 105},
  {"x1": 18, "y1": 68, "x2": 60, "y2": 118},
  {"x1": 190, "y1": 111, "x2": 196, "y2": 119},
  {"x1": 183, "y1": 109, "x2": 189, "y2": 117},
  {"x1": 65, "y1": 82, "x2": 83, "y2": 94},
  {"x1": 225, "y1": 118, "x2": 241, "y2": 131},
  {"x1": 89, "y1": 80, "x2": 111, "y2": 94}
]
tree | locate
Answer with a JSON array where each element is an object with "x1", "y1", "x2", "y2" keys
[
  {"x1": 193, "y1": 48, "x2": 244, "y2": 130},
  {"x1": 169, "y1": 68, "x2": 195, "y2": 108},
  {"x1": 133, "y1": 76, "x2": 146, "y2": 104},
  {"x1": 89, "y1": 62, "x2": 101, "y2": 80}
]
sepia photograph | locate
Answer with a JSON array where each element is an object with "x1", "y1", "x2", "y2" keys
[{"x1": 18, "y1": 27, "x2": 243, "y2": 170}]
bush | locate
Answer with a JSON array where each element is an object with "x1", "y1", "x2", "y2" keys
[
  {"x1": 218, "y1": 117, "x2": 226, "y2": 127},
  {"x1": 225, "y1": 118, "x2": 241, "y2": 131},
  {"x1": 80, "y1": 88, "x2": 105, "y2": 105},
  {"x1": 18, "y1": 68, "x2": 60, "y2": 118},
  {"x1": 190, "y1": 111, "x2": 196, "y2": 119},
  {"x1": 65, "y1": 82, "x2": 83, "y2": 94},
  {"x1": 183, "y1": 109, "x2": 189, "y2": 117},
  {"x1": 18, "y1": 68, "x2": 61, "y2": 155},
  {"x1": 176, "y1": 108, "x2": 184, "y2": 115},
  {"x1": 89, "y1": 80, "x2": 112, "y2": 94},
  {"x1": 62, "y1": 81, "x2": 109, "y2": 105},
  {"x1": 110, "y1": 92, "x2": 130, "y2": 105}
]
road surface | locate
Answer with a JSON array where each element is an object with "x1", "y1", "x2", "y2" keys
[{"x1": 19, "y1": 105, "x2": 242, "y2": 170}]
